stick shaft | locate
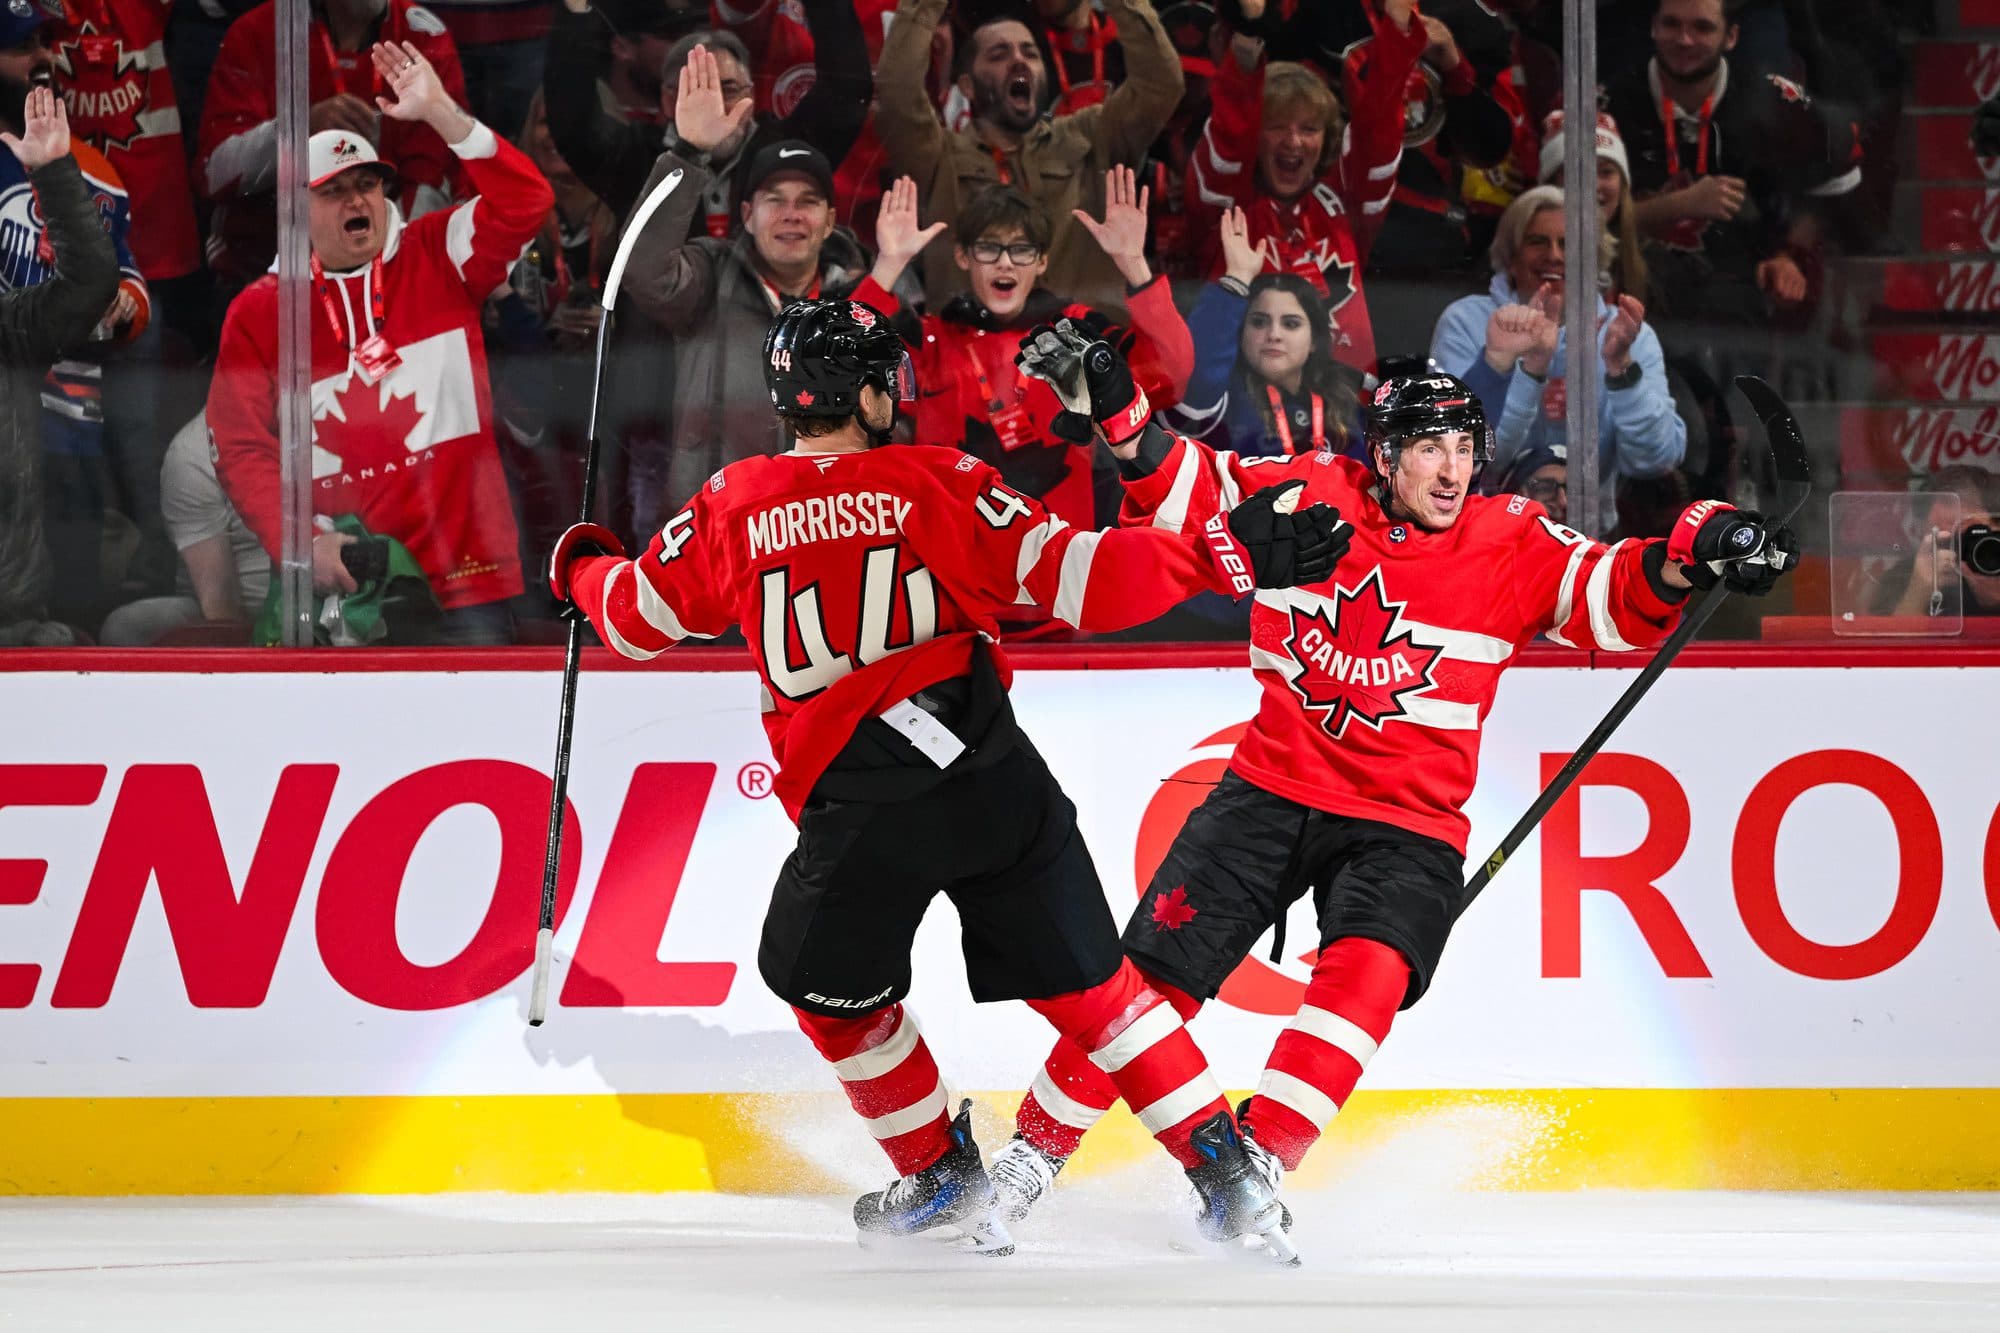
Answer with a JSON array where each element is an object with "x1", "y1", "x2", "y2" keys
[
  {"x1": 529, "y1": 273, "x2": 621, "y2": 1026},
  {"x1": 1464, "y1": 581, "x2": 1730, "y2": 897}
]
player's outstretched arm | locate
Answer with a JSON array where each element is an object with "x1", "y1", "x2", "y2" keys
[
  {"x1": 1514, "y1": 500, "x2": 1797, "y2": 652},
  {"x1": 551, "y1": 504, "x2": 730, "y2": 658}
]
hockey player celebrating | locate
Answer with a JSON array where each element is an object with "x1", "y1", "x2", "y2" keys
[
  {"x1": 990, "y1": 328, "x2": 1797, "y2": 1220},
  {"x1": 551, "y1": 298, "x2": 1344, "y2": 1261}
]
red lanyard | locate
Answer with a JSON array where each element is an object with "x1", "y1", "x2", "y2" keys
[
  {"x1": 958, "y1": 337, "x2": 1017, "y2": 411},
  {"x1": 987, "y1": 144, "x2": 1014, "y2": 186},
  {"x1": 1659, "y1": 92, "x2": 1715, "y2": 181},
  {"x1": 1046, "y1": 12, "x2": 1105, "y2": 98},
  {"x1": 756, "y1": 271, "x2": 820, "y2": 312},
  {"x1": 1267, "y1": 384, "x2": 1324, "y2": 454},
  {"x1": 311, "y1": 254, "x2": 386, "y2": 351},
  {"x1": 314, "y1": 21, "x2": 382, "y2": 96}
]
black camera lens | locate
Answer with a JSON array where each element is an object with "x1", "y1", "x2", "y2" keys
[{"x1": 1962, "y1": 523, "x2": 2000, "y2": 579}]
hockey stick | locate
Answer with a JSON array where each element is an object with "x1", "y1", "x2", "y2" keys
[
  {"x1": 529, "y1": 168, "x2": 684, "y2": 1028},
  {"x1": 1463, "y1": 374, "x2": 1812, "y2": 898}
]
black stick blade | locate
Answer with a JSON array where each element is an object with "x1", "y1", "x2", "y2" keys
[{"x1": 1732, "y1": 375, "x2": 1813, "y2": 523}]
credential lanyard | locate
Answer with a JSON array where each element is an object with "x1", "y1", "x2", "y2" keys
[
  {"x1": 1659, "y1": 92, "x2": 1715, "y2": 181},
  {"x1": 310, "y1": 253, "x2": 386, "y2": 350},
  {"x1": 1267, "y1": 384, "x2": 1324, "y2": 455},
  {"x1": 1047, "y1": 12, "x2": 1105, "y2": 98},
  {"x1": 757, "y1": 272, "x2": 820, "y2": 314}
]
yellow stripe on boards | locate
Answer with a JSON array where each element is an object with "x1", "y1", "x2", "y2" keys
[{"x1": 2, "y1": 1089, "x2": 1996, "y2": 1196}]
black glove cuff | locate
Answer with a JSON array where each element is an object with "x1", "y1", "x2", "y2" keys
[
  {"x1": 1050, "y1": 410, "x2": 1094, "y2": 444},
  {"x1": 1113, "y1": 421, "x2": 1175, "y2": 480},
  {"x1": 1642, "y1": 541, "x2": 1692, "y2": 604}
]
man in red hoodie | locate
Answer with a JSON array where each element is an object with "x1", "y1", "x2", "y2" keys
[{"x1": 207, "y1": 41, "x2": 553, "y2": 645}]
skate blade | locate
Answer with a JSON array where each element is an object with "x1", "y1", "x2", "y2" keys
[
  {"x1": 1247, "y1": 1223, "x2": 1301, "y2": 1268},
  {"x1": 1166, "y1": 1216, "x2": 1301, "y2": 1269},
  {"x1": 856, "y1": 1214, "x2": 1016, "y2": 1259}
]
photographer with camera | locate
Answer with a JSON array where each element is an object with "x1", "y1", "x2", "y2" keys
[
  {"x1": 208, "y1": 43, "x2": 553, "y2": 645},
  {"x1": 1877, "y1": 467, "x2": 2000, "y2": 620}
]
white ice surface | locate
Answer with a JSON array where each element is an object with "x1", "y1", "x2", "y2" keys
[{"x1": 4, "y1": 1188, "x2": 1997, "y2": 1332}]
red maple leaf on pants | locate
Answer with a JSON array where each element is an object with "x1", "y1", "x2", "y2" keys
[{"x1": 1151, "y1": 885, "x2": 1197, "y2": 931}]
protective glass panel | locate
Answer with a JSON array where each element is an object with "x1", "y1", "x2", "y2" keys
[{"x1": 1829, "y1": 491, "x2": 1963, "y2": 636}]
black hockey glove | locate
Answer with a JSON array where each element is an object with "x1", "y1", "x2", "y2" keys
[
  {"x1": 1209, "y1": 479, "x2": 1349, "y2": 593},
  {"x1": 1015, "y1": 318, "x2": 1151, "y2": 447},
  {"x1": 1975, "y1": 95, "x2": 2000, "y2": 158},
  {"x1": 1668, "y1": 499, "x2": 1798, "y2": 596}
]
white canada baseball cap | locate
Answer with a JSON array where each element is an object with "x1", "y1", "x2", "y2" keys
[{"x1": 308, "y1": 130, "x2": 397, "y2": 189}]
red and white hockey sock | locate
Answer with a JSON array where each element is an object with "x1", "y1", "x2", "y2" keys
[
  {"x1": 1016, "y1": 971, "x2": 1201, "y2": 1159},
  {"x1": 793, "y1": 1004, "x2": 951, "y2": 1176},
  {"x1": 1027, "y1": 962, "x2": 1220, "y2": 1169},
  {"x1": 1242, "y1": 936, "x2": 1409, "y2": 1171}
]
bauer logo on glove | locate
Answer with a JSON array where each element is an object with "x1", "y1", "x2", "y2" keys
[{"x1": 1210, "y1": 479, "x2": 1351, "y2": 593}]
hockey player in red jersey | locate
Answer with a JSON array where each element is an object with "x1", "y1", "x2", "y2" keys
[
  {"x1": 551, "y1": 298, "x2": 1346, "y2": 1261},
  {"x1": 987, "y1": 330, "x2": 1798, "y2": 1221}
]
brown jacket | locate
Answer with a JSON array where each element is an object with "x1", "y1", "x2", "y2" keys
[{"x1": 875, "y1": 0, "x2": 1182, "y2": 310}]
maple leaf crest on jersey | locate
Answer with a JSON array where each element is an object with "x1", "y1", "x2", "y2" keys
[
  {"x1": 53, "y1": 23, "x2": 150, "y2": 151},
  {"x1": 1272, "y1": 568, "x2": 1443, "y2": 738}
]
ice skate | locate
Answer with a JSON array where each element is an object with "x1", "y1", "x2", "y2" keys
[
  {"x1": 1182, "y1": 1111, "x2": 1300, "y2": 1268},
  {"x1": 854, "y1": 1099, "x2": 1014, "y2": 1256},
  {"x1": 989, "y1": 1133, "x2": 1066, "y2": 1224},
  {"x1": 1237, "y1": 1099, "x2": 1292, "y2": 1235}
]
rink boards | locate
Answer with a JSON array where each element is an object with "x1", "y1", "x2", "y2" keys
[{"x1": 1, "y1": 653, "x2": 1997, "y2": 1194}]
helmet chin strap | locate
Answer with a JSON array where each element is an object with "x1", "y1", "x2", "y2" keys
[
  {"x1": 860, "y1": 379, "x2": 897, "y2": 446},
  {"x1": 862, "y1": 410, "x2": 897, "y2": 447},
  {"x1": 1372, "y1": 443, "x2": 1410, "y2": 523}
]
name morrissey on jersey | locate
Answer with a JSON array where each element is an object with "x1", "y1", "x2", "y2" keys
[{"x1": 746, "y1": 491, "x2": 913, "y2": 560}]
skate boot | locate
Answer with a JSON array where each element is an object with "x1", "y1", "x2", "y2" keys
[
  {"x1": 1183, "y1": 1110, "x2": 1300, "y2": 1268},
  {"x1": 853, "y1": 1099, "x2": 1014, "y2": 1256},
  {"x1": 989, "y1": 1133, "x2": 1066, "y2": 1224},
  {"x1": 1236, "y1": 1099, "x2": 1291, "y2": 1235}
]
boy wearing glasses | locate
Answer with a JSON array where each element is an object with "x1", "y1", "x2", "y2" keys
[{"x1": 849, "y1": 170, "x2": 1192, "y2": 546}]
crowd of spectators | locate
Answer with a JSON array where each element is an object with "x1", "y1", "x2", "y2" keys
[{"x1": 0, "y1": 0, "x2": 1979, "y2": 646}]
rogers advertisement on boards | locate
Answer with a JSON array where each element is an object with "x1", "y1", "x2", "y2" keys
[{"x1": 1, "y1": 666, "x2": 1995, "y2": 1098}]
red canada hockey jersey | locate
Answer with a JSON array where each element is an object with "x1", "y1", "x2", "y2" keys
[
  {"x1": 1185, "y1": 3, "x2": 1421, "y2": 373},
  {"x1": 207, "y1": 124, "x2": 553, "y2": 610},
  {"x1": 1123, "y1": 438, "x2": 1685, "y2": 852},
  {"x1": 49, "y1": 0, "x2": 201, "y2": 280},
  {"x1": 570, "y1": 443, "x2": 1234, "y2": 819}
]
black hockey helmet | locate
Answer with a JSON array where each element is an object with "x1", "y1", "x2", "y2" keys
[
  {"x1": 763, "y1": 298, "x2": 914, "y2": 420},
  {"x1": 1363, "y1": 371, "x2": 1494, "y2": 466}
]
